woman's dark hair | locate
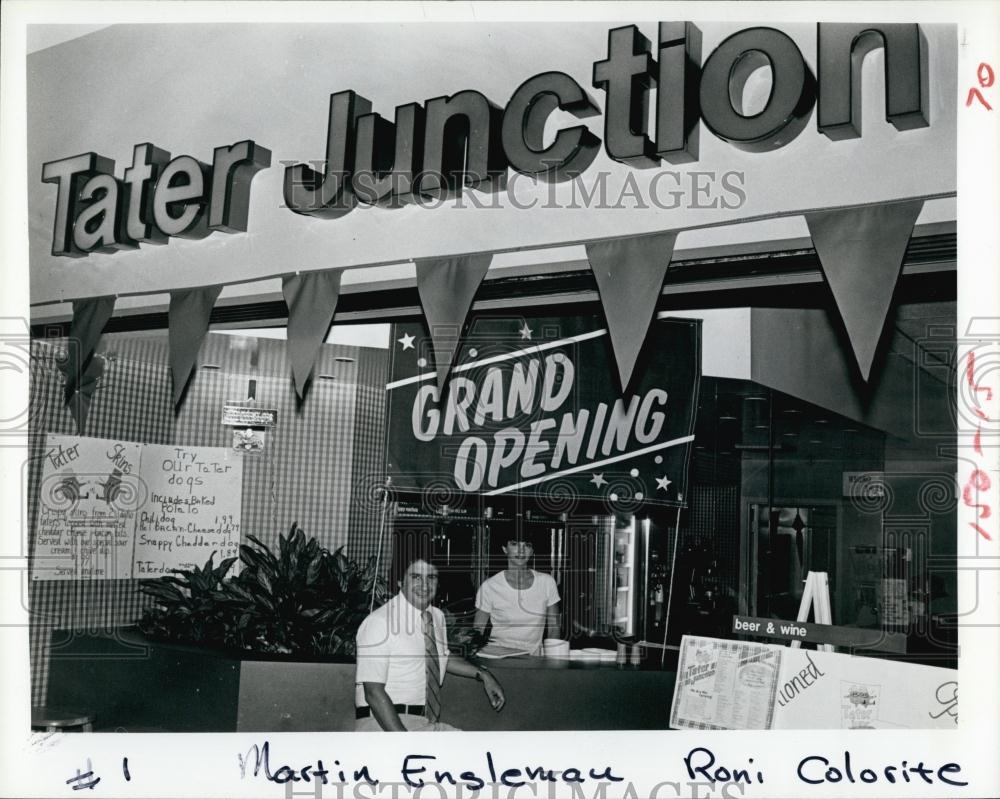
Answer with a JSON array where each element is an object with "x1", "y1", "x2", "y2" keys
[{"x1": 501, "y1": 528, "x2": 547, "y2": 550}]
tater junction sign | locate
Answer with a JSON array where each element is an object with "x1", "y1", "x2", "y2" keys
[
  {"x1": 27, "y1": 21, "x2": 954, "y2": 302},
  {"x1": 41, "y1": 22, "x2": 930, "y2": 256},
  {"x1": 282, "y1": 23, "x2": 927, "y2": 220}
]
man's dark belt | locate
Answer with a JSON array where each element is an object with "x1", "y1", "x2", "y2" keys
[{"x1": 356, "y1": 704, "x2": 425, "y2": 719}]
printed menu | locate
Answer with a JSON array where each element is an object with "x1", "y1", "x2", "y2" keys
[
  {"x1": 670, "y1": 636, "x2": 782, "y2": 730},
  {"x1": 671, "y1": 635, "x2": 959, "y2": 730}
]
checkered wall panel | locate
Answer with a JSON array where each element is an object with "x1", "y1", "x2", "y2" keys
[
  {"x1": 345, "y1": 345, "x2": 390, "y2": 571},
  {"x1": 27, "y1": 331, "x2": 389, "y2": 709},
  {"x1": 682, "y1": 484, "x2": 740, "y2": 599},
  {"x1": 27, "y1": 339, "x2": 175, "y2": 706}
]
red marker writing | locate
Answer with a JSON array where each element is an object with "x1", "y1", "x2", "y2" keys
[{"x1": 966, "y1": 62, "x2": 994, "y2": 110}]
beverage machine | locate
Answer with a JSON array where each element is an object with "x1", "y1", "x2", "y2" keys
[
  {"x1": 389, "y1": 497, "x2": 678, "y2": 646},
  {"x1": 608, "y1": 510, "x2": 677, "y2": 644}
]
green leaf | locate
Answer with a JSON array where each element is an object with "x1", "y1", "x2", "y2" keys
[
  {"x1": 202, "y1": 551, "x2": 218, "y2": 573},
  {"x1": 306, "y1": 558, "x2": 322, "y2": 586},
  {"x1": 139, "y1": 582, "x2": 184, "y2": 602},
  {"x1": 246, "y1": 535, "x2": 277, "y2": 563},
  {"x1": 226, "y1": 582, "x2": 255, "y2": 601},
  {"x1": 213, "y1": 556, "x2": 237, "y2": 581}
]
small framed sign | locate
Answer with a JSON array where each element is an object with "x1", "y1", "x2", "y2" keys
[
  {"x1": 842, "y1": 471, "x2": 885, "y2": 498},
  {"x1": 221, "y1": 405, "x2": 278, "y2": 428}
]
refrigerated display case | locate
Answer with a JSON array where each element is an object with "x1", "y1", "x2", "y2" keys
[
  {"x1": 391, "y1": 500, "x2": 501, "y2": 617},
  {"x1": 608, "y1": 511, "x2": 679, "y2": 646},
  {"x1": 612, "y1": 516, "x2": 638, "y2": 636},
  {"x1": 558, "y1": 515, "x2": 613, "y2": 639}
]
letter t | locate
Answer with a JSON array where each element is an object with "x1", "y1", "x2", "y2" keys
[
  {"x1": 41, "y1": 152, "x2": 114, "y2": 257},
  {"x1": 592, "y1": 25, "x2": 659, "y2": 168}
]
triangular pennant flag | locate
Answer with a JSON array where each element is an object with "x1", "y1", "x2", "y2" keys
[
  {"x1": 65, "y1": 355, "x2": 106, "y2": 434},
  {"x1": 67, "y1": 392, "x2": 93, "y2": 436},
  {"x1": 168, "y1": 285, "x2": 223, "y2": 405},
  {"x1": 805, "y1": 200, "x2": 923, "y2": 381},
  {"x1": 63, "y1": 295, "x2": 115, "y2": 401},
  {"x1": 415, "y1": 254, "x2": 493, "y2": 390},
  {"x1": 282, "y1": 270, "x2": 343, "y2": 399},
  {"x1": 585, "y1": 231, "x2": 678, "y2": 389}
]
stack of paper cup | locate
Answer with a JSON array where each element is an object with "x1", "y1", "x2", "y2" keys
[{"x1": 542, "y1": 638, "x2": 570, "y2": 659}]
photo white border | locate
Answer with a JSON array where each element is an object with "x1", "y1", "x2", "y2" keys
[{"x1": 2, "y1": 2, "x2": 997, "y2": 797}]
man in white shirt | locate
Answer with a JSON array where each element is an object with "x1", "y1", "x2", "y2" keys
[{"x1": 355, "y1": 554, "x2": 506, "y2": 731}]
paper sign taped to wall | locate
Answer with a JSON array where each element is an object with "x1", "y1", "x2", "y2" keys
[
  {"x1": 33, "y1": 434, "x2": 143, "y2": 580},
  {"x1": 132, "y1": 444, "x2": 243, "y2": 576},
  {"x1": 31, "y1": 435, "x2": 243, "y2": 580},
  {"x1": 881, "y1": 578, "x2": 911, "y2": 626}
]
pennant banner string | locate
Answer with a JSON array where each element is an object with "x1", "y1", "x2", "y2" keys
[
  {"x1": 414, "y1": 254, "x2": 494, "y2": 391},
  {"x1": 64, "y1": 355, "x2": 106, "y2": 435},
  {"x1": 282, "y1": 270, "x2": 343, "y2": 399},
  {"x1": 805, "y1": 200, "x2": 924, "y2": 381},
  {"x1": 585, "y1": 231, "x2": 679, "y2": 390},
  {"x1": 63, "y1": 295, "x2": 115, "y2": 402},
  {"x1": 168, "y1": 286, "x2": 223, "y2": 406}
]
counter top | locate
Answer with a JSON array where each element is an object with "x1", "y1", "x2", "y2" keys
[{"x1": 468, "y1": 648, "x2": 679, "y2": 673}]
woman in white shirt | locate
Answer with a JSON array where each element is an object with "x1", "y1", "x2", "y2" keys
[{"x1": 473, "y1": 538, "x2": 561, "y2": 655}]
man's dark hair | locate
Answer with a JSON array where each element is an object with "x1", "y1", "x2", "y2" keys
[{"x1": 391, "y1": 532, "x2": 439, "y2": 586}]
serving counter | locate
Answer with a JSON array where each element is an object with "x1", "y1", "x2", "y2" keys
[
  {"x1": 44, "y1": 630, "x2": 678, "y2": 732},
  {"x1": 443, "y1": 654, "x2": 677, "y2": 731}
]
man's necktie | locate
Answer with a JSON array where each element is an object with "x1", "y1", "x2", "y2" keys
[{"x1": 422, "y1": 609, "x2": 442, "y2": 722}]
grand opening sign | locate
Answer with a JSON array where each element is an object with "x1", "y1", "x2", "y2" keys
[{"x1": 384, "y1": 316, "x2": 700, "y2": 506}]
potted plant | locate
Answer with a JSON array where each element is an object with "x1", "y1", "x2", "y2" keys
[
  {"x1": 139, "y1": 523, "x2": 387, "y2": 657},
  {"x1": 128, "y1": 523, "x2": 388, "y2": 730}
]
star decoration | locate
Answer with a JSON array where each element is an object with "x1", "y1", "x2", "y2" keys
[
  {"x1": 518, "y1": 323, "x2": 533, "y2": 340},
  {"x1": 590, "y1": 473, "x2": 608, "y2": 488},
  {"x1": 655, "y1": 475, "x2": 672, "y2": 492},
  {"x1": 398, "y1": 333, "x2": 415, "y2": 350}
]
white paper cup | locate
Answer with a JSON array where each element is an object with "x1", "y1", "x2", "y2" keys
[{"x1": 542, "y1": 638, "x2": 570, "y2": 658}]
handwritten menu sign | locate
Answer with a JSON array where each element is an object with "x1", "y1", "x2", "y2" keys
[
  {"x1": 31, "y1": 436, "x2": 243, "y2": 581},
  {"x1": 33, "y1": 435, "x2": 143, "y2": 580},
  {"x1": 133, "y1": 444, "x2": 243, "y2": 575}
]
